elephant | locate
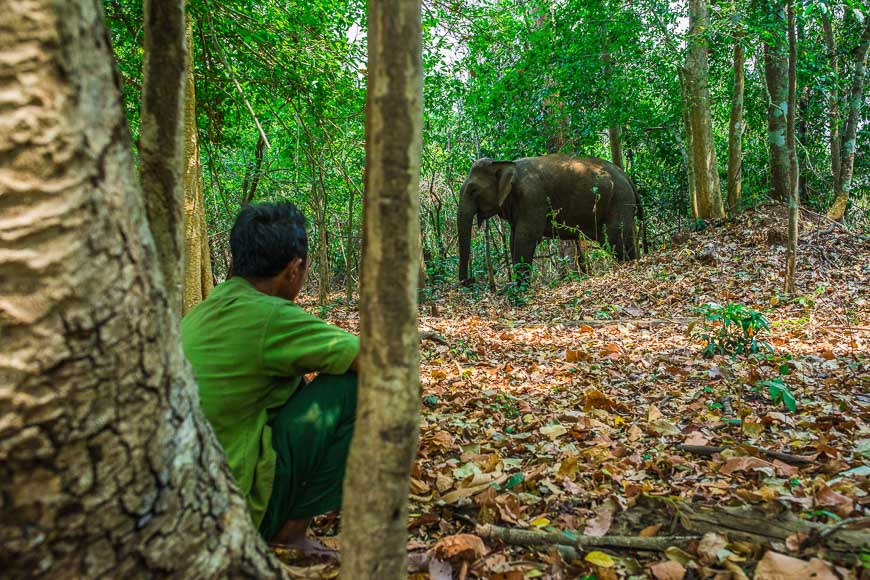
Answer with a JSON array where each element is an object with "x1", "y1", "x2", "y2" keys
[{"x1": 457, "y1": 154, "x2": 646, "y2": 285}]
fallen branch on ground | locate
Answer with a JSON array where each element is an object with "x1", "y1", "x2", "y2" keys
[
  {"x1": 677, "y1": 444, "x2": 816, "y2": 466},
  {"x1": 665, "y1": 500, "x2": 869, "y2": 564},
  {"x1": 419, "y1": 330, "x2": 449, "y2": 345},
  {"x1": 557, "y1": 318, "x2": 694, "y2": 327},
  {"x1": 475, "y1": 523, "x2": 698, "y2": 552}
]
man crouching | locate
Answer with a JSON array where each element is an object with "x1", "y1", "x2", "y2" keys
[{"x1": 182, "y1": 201, "x2": 357, "y2": 556}]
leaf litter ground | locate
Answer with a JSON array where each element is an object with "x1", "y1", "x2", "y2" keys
[{"x1": 285, "y1": 206, "x2": 869, "y2": 579}]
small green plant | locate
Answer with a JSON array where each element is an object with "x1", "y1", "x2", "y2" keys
[
  {"x1": 504, "y1": 280, "x2": 531, "y2": 306},
  {"x1": 690, "y1": 302, "x2": 773, "y2": 357},
  {"x1": 490, "y1": 393, "x2": 520, "y2": 418},
  {"x1": 756, "y1": 377, "x2": 797, "y2": 412}
]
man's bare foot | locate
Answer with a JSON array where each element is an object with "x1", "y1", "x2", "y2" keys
[{"x1": 270, "y1": 536, "x2": 339, "y2": 560}]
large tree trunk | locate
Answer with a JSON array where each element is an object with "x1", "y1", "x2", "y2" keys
[
  {"x1": 727, "y1": 15, "x2": 745, "y2": 215},
  {"x1": 0, "y1": 0, "x2": 281, "y2": 576},
  {"x1": 182, "y1": 17, "x2": 214, "y2": 315},
  {"x1": 340, "y1": 0, "x2": 423, "y2": 575},
  {"x1": 685, "y1": 0, "x2": 725, "y2": 219},
  {"x1": 140, "y1": 0, "x2": 186, "y2": 313},
  {"x1": 763, "y1": 0, "x2": 790, "y2": 202},
  {"x1": 827, "y1": 19, "x2": 870, "y2": 222},
  {"x1": 785, "y1": 0, "x2": 799, "y2": 294}
]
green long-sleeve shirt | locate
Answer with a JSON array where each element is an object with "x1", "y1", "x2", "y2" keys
[{"x1": 181, "y1": 277, "x2": 359, "y2": 527}]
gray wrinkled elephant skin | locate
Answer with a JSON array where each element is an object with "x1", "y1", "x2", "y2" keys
[{"x1": 457, "y1": 154, "x2": 645, "y2": 285}]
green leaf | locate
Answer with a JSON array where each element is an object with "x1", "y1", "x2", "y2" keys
[{"x1": 505, "y1": 473, "x2": 525, "y2": 489}]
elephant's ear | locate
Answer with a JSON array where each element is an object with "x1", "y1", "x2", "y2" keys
[{"x1": 496, "y1": 163, "x2": 516, "y2": 207}]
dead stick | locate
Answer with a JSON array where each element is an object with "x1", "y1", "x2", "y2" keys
[
  {"x1": 476, "y1": 523, "x2": 697, "y2": 552},
  {"x1": 419, "y1": 330, "x2": 449, "y2": 345},
  {"x1": 558, "y1": 318, "x2": 694, "y2": 327},
  {"x1": 678, "y1": 444, "x2": 815, "y2": 466}
]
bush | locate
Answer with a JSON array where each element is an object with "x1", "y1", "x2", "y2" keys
[{"x1": 690, "y1": 302, "x2": 773, "y2": 357}]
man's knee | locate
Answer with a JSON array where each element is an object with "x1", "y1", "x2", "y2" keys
[{"x1": 310, "y1": 372, "x2": 357, "y2": 413}]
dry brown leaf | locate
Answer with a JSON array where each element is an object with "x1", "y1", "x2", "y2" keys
[
  {"x1": 697, "y1": 532, "x2": 728, "y2": 566},
  {"x1": 409, "y1": 477, "x2": 430, "y2": 494},
  {"x1": 814, "y1": 483, "x2": 854, "y2": 517},
  {"x1": 719, "y1": 456, "x2": 775, "y2": 476},
  {"x1": 753, "y1": 551, "x2": 837, "y2": 580},
  {"x1": 582, "y1": 500, "x2": 615, "y2": 537},
  {"x1": 432, "y1": 534, "x2": 487, "y2": 563},
  {"x1": 640, "y1": 523, "x2": 662, "y2": 537},
  {"x1": 650, "y1": 560, "x2": 686, "y2": 580}
]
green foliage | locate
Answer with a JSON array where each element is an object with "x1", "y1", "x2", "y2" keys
[
  {"x1": 756, "y1": 377, "x2": 797, "y2": 412},
  {"x1": 104, "y1": 0, "x2": 870, "y2": 295},
  {"x1": 690, "y1": 302, "x2": 773, "y2": 357},
  {"x1": 489, "y1": 393, "x2": 520, "y2": 419}
]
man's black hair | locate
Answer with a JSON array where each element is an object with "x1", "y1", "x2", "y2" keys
[{"x1": 230, "y1": 201, "x2": 308, "y2": 279}]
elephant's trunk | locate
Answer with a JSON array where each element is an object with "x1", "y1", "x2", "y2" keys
[{"x1": 457, "y1": 190, "x2": 475, "y2": 285}]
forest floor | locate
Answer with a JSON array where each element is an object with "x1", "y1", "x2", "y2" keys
[{"x1": 285, "y1": 205, "x2": 869, "y2": 579}]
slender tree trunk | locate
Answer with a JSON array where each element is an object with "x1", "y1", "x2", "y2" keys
[
  {"x1": 763, "y1": 0, "x2": 790, "y2": 202},
  {"x1": 499, "y1": 221, "x2": 512, "y2": 275},
  {"x1": 183, "y1": 17, "x2": 214, "y2": 315},
  {"x1": 821, "y1": 14, "x2": 841, "y2": 189},
  {"x1": 0, "y1": 0, "x2": 281, "y2": 575},
  {"x1": 140, "y1": 0, "x2": 186, "y2": 313},
  {"x1": 345, "y1": 186, "x2": 356, "y2": 302},
  {"x1": 485, "y1": 220, "x2": 496, "y2": 291},
  {"x1": 685, "y1": 0, "x2": 725, "y2": 219},
  {"x1": 797, "y1": 85, "x2": 809, "y2": 202},
  {"x1": 601, "y1": 49, "x2": 624, "y2": 169},
  {"x1": 340, "y1": 0, "x2": 423, "y2": 575},
  {"x1": 785, "y1": 0, "x2": 799, "y2": 294},
  {"x1": 727, "y1": 18, "x2": 745, "y2": 215},
  {"x1": 315, "y1": 180, "x2": 331, "y2": 307},
  {"x1": 827, "y1": 19, "x2": 870, "y2": 221},
  {"x1": 677, "y1": 71, "x2": 699, "y2": 218},
  {"x1": 240, "y1": 135, "x2": 266, "y2": 205},
  {"x1": 608, "y1": 125, "x2": 624, "y2": 169}
]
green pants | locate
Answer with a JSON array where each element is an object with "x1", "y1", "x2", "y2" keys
[{"x1": 259, "y1": 372, "x2": 357, "y2": 542}]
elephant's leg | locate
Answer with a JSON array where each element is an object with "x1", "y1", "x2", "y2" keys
[{"x1": 512, "y1": 234, "x2": 538, "y2": 286}]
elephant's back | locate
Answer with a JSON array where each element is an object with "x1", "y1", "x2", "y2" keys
[{"x1": 518, "y1": 154, "x2": 632, "y2": 193}]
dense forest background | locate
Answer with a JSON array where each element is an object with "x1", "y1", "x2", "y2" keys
[{"x1": 105, "y1": 0, "x2": 869, "y2": 299}]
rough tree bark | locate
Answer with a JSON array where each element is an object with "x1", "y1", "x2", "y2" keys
[
  {"x1": 827, "y1": 18, "x2": 870, "y2": 222},
  {"x1": 821, "y1": 13, "x2": 841, "y2": 189},
  {"x1": 762, "y1": 0, "x2": 790, "y2": 202},
  {"x1": 727, "y1": 8, "x2": 745, "y2": 215},
  {"x1": 677, "y1": 71, "x2": 699, "y2": 217},
  {"x1": 0, "y1": 0, "x2": 281, "y2": 576},
  {"x1": 340, "y1": 0, "x2": 423, "y2": 575},
  {"x1": 785, "y1": 0, "x2": 799, "y2": 294},
  {"x1": 602, "y1": 49, "x2": 624, "y2": 169},
  {"x1": 182, "y1": 17, "x2": 214, "y2": 315},
  {"x1": 685, "y1": 0, "x2": 724, "y2": 219},
  {"x1": 140, "y1": 0, "x2": 186, "y2": 313}
]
